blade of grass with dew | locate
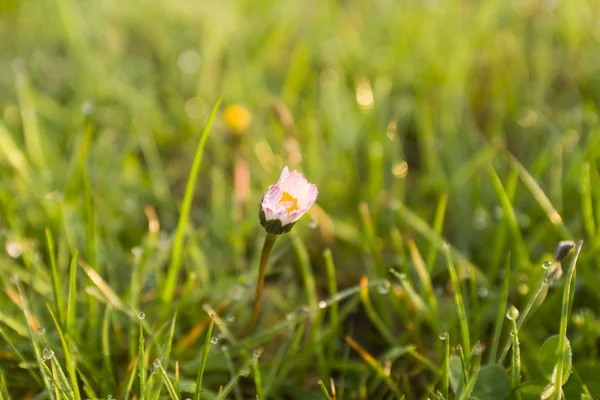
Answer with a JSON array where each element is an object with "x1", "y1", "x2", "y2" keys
[
  {"x1": 505, "y1": 151, "x2": 571, "y2": 239},
  {"x1": 0, "y1": 326, "x2": 41, "y2": 385},
  {"x1": 488, "y1": 165, "x2": 530, "y2": 267},
  {"x1": 161, "y1": 94, "x2": 223, "y2": 307},
  {"x1": 264, "y1": 320, "x2": 300, "y2": 398},
  {"x1": 553, "y1": 240, "x2": 583, "y2": 399},
  {"x1": 158, "y1": 365, "x2": 179, "y2": 400},
  {"x1": 151, "y1": 312, "x2": 178, "y2": 400},
  {"x1": 498, "y1": 262, "x2": 552, "y2": 364},
  {"x1": 49, "y1": 359, "x2": 69, "y2": 399},
  {"x1": 388, "y1": 268, "x2": 426, "y2": 314},
  {"x1": 344, "y1": 336, "x2": 403, "y2": 398},
  {"x1": 46, "y1": 304, "x2": 81, "y2": 400},
  {"x1": 45, "y1": 228, "x2": 66, "y2": 325},
  {"x1": 139, "y1": 319, "x2": 147, "y2": 398},
  {"x1": 394, "y1": 200, "x2": 486, "y2": 284},
  {"x1": 440, "y1": 333, "x2": 450, "y2": 399},
  {"x1": 406, "y1": 240, "x2": 439, "y2": 329},
  {"x1": 194, "y1": 318, "x2": 215, "y2": 400},
  {"x1": 426, "y1": 192, "x2": 448, "y2": 271},
  {"x1": 488, "y1": 254, "x2": 511, "y2": 364},
  {"x1": 358, "y1": 276, "x2": 395, "y2": 344},
  {"x1": 15, "y1": 280, "x2": 54, "y2": 395},
  {"x1": 445, "y1": 247, "x2": 471, "y2": 356}
]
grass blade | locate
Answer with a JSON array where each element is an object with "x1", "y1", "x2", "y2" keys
[
  {"x1": 46, "y1": 228, "x2": 66, "y2": 325},
  {"x1": 194, "y1": 318, "x2": 215, "y2": 400},
  {"x1": 445, "y1": 247, "x2": 471, "y2": 356},
  {"x1": 553, "y1": 240, "x2": 583, "y2": 399},
  {"x1": 161, "y1": 94, "x2": 223, "y2": 307},
  {"x1": 46, "y1": 304, "x2": 81, "y2": 400},
  {"x1": 66, "y1": 250, "x2": 79, "y2": 335},
  {"x1": 139, "y1": 319, "x2": 147, "y2": 398},
  {"x1": 488, "y1": 254, "x2": 511, "y2": 364},
  {"x1": 158, "y1": 364, "x2": 179, "y2": 400},
  {"x1": 344, "y1": 336, "x2": 403, "y2": 398},
  {"x1": 488, "y1": 165, "x2": 530, "y2": 267}
]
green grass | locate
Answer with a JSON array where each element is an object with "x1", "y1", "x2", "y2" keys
[{"x1": 1, "y1": 0, "x2": 600, "y2": 399}]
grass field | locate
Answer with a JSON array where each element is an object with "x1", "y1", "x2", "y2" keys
[{"x1": 1, "y1": 0, "x2": 600, "y2": 398}]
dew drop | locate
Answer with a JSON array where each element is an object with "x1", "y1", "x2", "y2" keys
[
  {"x1": 542, "y1": 260, "x2": 552, "y2": 270},
  {"x1": 241, "y1": 368, "x2": 250, "y2": 377},
  {"x1": 225, "y1": 314, "x2": 236, "y2": 323},
  {"x1": 210, "y1": 337, "x2": 219, "y2": 344},
  {"x1": 210, "y1": 313, "x2": 216, "y2": 319},
  {"x1": 439, "y1": 332, "x2": 448, "y2": 340},
  {"x1": 5, "y1": 240, "x2": 23, "y2": 258},
  {"x1": 308, "y1": 217, "x2": 319, "y2": 229},
  {"x1": 378, "y1": 281, "x2": 391, "y2": 295},
  {"x1": 107, "y1": 395, "x2": 113, "y2": 400},
  {"x1": 318, "y1": 301, "x2": 327, "y2": 309},
  {"x1": 506, "y1": 305, "x2": 520, "y2": 320},
  {"x1": 153, "y1": 359, "x2": 161, "y2": 369},
  {"x1": 285, "y1": 313, "x2": 295, "y2": 320},
  {"x1": 317, "y1": 379, "x2": 323, "y2": 385},
  {"x1": 477, "y1": 287, "x2": 489, "y2": 298},
  {"x1": 37, "y1": 328, "x2": 46, "y2": 336},
  {"x1": 81, "y1": 101, "x2": 95, "y2": 116},
  {"x1": 137, "y1": 312, "x2": 146, "y2": 320},
  {"x1": 42, "y1": 348, "x2": 54, "y2": 360},
  {"x1": 131, "y1": 246, "x2": 143, "y2": 257},
  {"x1": 455, "y1": 344, "x2": 462, "y2": 352}
]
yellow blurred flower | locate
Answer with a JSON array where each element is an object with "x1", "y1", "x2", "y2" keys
[{"x1": 224, "y1": 104, "x2": 252, "y2": 134}]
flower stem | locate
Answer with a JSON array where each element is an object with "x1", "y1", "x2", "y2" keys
[{"x1": 246, "y1": 233, "x2": 277, "y2": 335}]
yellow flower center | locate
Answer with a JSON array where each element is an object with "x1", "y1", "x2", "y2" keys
[{"x1": 279, "y1": 192, "x2": 298, "y2": 214}]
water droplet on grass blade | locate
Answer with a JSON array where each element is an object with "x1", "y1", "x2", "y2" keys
[
  {"x1": 439, "y1": 332, "x2": 448, "y2": 340},
  {"x1": 137, "y1": 312, "x2": 146, "y2": 320},
  {"x1": 506, "y1": 306, "x2": 520, "y2": 320},
  {"x1": 210, "y1": 337, "x2": 219, "y2": 344},
  {"x1": 308, "y1": 217, "x2": 319, "y2": 229},
  {"x1": 241, "y1": 368, "x2": 250, "y2": 377},
  {"x1": 318, "y1": 301, "x2": 327, "y2": 309},
  {"x1": 477, "y1": 287, "x2": 489, "y2": 298},
  {"x1": 378, "y1": 281, "x2": 391, "y2": 294},
  {"x1": 153, "y1": 359, "x2": 161, "y2": 368},
  {"x1": 37, "y1": 328, "x2": 46, "y2": 336},
  {"x1": 42, "y1": 348, "x2": 54, "y2": 360},
  {"x1": 542, "y1": 260, "x2": 552, "y2": 270}
]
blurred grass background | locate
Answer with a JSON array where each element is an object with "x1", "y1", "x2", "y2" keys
[{"x1": 1, "y1": 0, "x2": 600, "y2": 398}]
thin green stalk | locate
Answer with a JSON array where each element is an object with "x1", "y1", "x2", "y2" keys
[
  {"x1": 510, "y1": 319, "x2": 521, "y2": 398},
  {"x1": 161, "y1": 94, "x2": 223, "y2": 308},
  {"x1": 66, "y1": 250, "x2": 79, "y2": 335},
  {"x1": 499, "y1": 266, "x2": 550, "y2": 364},
  {"x1": 158, "y1": 365, "x2": 179, "y2": 400},
  {"x1": 46, "y1": 228, "x2": 66, "y2": 325},
  {"x1": 426, "y1": 192, "x2": 448, "y2": 271},
  {"x1": 46, "y1": 304, "x2": 81, "y2": 400},
  {"x1": 488, "y1": 254, "x2": 511, "y2": 364},
  {"x1": 441, "y1": 333, "x2": 449, "y2": 400},
  {"x1": 553, "y1": 240, "x2": 583, "y2": 399},
  {"x1": 323, "y1": 248, "x2": 340, "y2": 334},
  {"x1": 246, "y1": 233, "x2": 278, "y2": 334},
  {"x1": 445, "y1": 247, "x2": 471, "y2": 356},
  {"x1": 194, "y1": 318, "x2": 215, "y2": 400},
  {"x1": 318, "y1": 380, "x2": 333, "y2": 400},
  {"x1": 139, "y1": 320, "x2": 147, "y2": 399}
]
